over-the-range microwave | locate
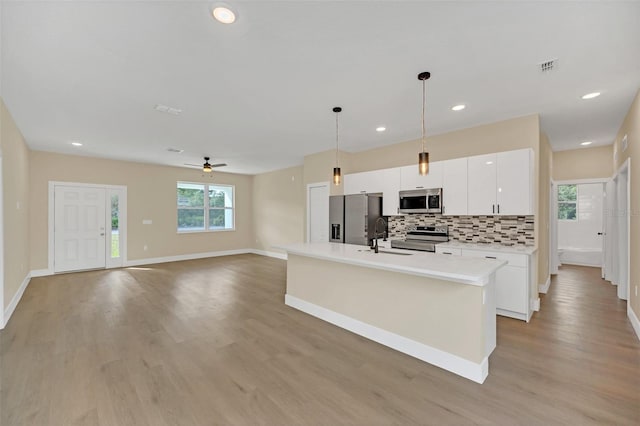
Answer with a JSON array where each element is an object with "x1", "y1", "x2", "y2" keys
[{"x1": 398, "y1": 188, "x2": 443, "y2": 214}]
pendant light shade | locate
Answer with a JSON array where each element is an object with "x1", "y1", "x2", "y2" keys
[
  {"x1": 332, "y1": 106, "x2": 342, "y2": 185},
  {"x1": 418, "y1": 71, "x2": 431, "y2": 176}
]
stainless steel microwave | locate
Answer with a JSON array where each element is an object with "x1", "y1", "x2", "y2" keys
[{"x1": 398, "y1": 188, "x2": 443, "y2": 214}]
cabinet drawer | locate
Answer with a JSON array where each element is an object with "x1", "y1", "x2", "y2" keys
[
  {"x1": 435, "y1": 247, "x2": 461, "y2": 256},
  {"x1": 460, "y1": 249, "x2": 527, "y2": 267}
]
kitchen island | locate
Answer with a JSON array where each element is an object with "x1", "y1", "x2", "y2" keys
[{"x1": 278, "y1": 242, "x2": 506, "y2": 383}]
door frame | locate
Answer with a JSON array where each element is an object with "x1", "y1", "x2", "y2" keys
[
  {"x1": 48, "y1": 181, "x2": 128, "y2": 273},
  {"x1": 0, "y1": 158, "x2": 4, "y2": 327},
  {"x1": 613, "y1": 159, "x2": 631, "y2": 300},
  {"x1": 306, "y1": 181, "x2": 329, "y2": 243}
]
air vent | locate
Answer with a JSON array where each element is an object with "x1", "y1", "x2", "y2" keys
[
  {"x1": 167, "y1": 148, "x2": 184, "y2": 154},
  {"x1": 539, "y1": 59, "x2": 557, "y2": 72}
]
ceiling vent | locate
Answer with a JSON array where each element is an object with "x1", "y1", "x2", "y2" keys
[
  {"x1": 167, "y1": 148, "x2": 184, "y2": 154},
  {"x1": 539, "y1": 59, "x2": 557, "y2": 73},
  {"x1": 155, "y1": 104, "x2": 183, "y2": 115}
]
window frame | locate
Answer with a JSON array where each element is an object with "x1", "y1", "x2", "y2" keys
[
  {"x1": 177, "y1": 181, "x2": 236, "y2": 233},
  {"x1": 557, "y1": 184, "x2": 578, "y2": 221}
]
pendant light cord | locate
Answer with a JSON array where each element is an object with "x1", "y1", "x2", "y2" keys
[
  {"x1": 421, "y1": 78, "x2": 426, "y2": 152},
  {"x1": 335, "y1": 111, "x2": 340, "y2": 166}
]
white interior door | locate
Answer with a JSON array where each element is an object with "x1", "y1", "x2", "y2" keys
[
  {"x1": 54, "y1": 186, "x2": 106, "y2": 273},
  {"x1": 307, "y1": 183, "x2": 329, "y2": 243}
]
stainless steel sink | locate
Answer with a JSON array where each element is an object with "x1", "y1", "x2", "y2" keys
[{"x1": 357, "y1": 249, "x2": 413, "y2": 256}]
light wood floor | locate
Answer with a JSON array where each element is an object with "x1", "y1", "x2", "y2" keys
[{"x1": 1, "y1": 256, "x2": 639, "y2": 425}]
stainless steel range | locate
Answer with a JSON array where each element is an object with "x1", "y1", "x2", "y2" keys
[{"x1": 390, "y1": 226, "x2": 449, "y2": 252}]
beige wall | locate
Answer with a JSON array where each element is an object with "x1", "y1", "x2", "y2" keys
[
  {"x1": 553, "y1": 145, "x2": 614, "y2": 181},
  {"x1": 29, "y1": 151, "x2": 254, "y2": 270},
  {"x1": 613, "y1": 89, "x2": 640, "y2": 320},
  {"x1": 538, "y1": 133, "x2": 553, "y2": 293},
  {"x1": 349, "y1": 114, "x2": 541, "y2": 173},
  {"x1": 253, "y1": 166, "x2": 305, "y2": 253},
  {"x1": 1, "y1": 98, "x2": 31, "y2": 312}
]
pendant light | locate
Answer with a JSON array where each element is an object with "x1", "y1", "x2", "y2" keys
[
  {"x1": 332, "y1": 106, "x2": 342, "y2": 185},
  {"x1": 418, "y1": 71, "x2": 431, "y2": 175}
]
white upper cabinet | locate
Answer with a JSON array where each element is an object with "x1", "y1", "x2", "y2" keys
[
  {"x1": 467, "y1": 153, "x2": 498, "y2": 215},
  {"x1": 344, "y1": 168, "x2": 401, "y2": 216},
  {"x1": 496, "y1": 149, "x2": 532, "y2": 215},
  {"x1": 442, "y1": 157, "x2": 468, "y2": 215},
  {"x1": 467, "y1": 149, "x2": 533, "y2": 216},
  {"x1": 399, "y1": 161, "x2": 443, "y2": 190}
]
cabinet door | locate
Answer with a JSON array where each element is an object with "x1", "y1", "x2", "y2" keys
[
  {"x1": 379, "y1": 168, "x2": 401, "y2": 216},
  {"x1": 400, "y1": 162, "x2": 443, "y2": 190},
  {"x1": 442, "y1": 157, "x2": 468, "y2": 215},
  {"x1": 344, "y1": 171, "x2": 375, "y2": 195},
  {"x1": 467, "y1": 153, "x2": 497, "y2": 215},
  {"x1": 495, "y1": 266, "x2": 528, "y2": 314},
  {"x1": 496, "y1": 149, "x2": 532, "y2": 215}
]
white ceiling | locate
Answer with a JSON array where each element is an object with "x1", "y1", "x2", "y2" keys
[{"x1": 2, "y1": 1, "x2": 639, "y2": 174}]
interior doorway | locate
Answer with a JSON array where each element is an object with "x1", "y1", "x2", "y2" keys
[
  {"x1": 307, "y1": 182, "x2": 329, "y2": 243},
  {"x1": 49, "y1": 182, "x2": 127, "y2": 273}
]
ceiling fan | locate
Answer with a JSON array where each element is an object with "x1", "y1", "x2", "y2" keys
[{"x1": 185, "y1": 156, "x2": 227, "y2": 173}]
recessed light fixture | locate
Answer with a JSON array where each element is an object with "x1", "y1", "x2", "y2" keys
[
  {"x1": 167, "y1": 148, "x2": 184, "y2": 153},
  {"x1": 485, "y1": 161, "x2": 493, "y2": 165},
  {"x1": 451, "y1": 104, "x2": 466, "y2": 111},
  {"x1": 376, "y1": 126, "x2": 386, "y2": 132},
  {"x1": 580, "y1": 141, "x2": 593, "y2": 146},
  {"x1": 70, "y1": 141, "x2": 83, "y2": 147},
  {"x1": 581, "y1": 92, "x2": 601, "y2": 100},
  {"x1": 212, "y1": 6, "x2": 236, "y2": 24},
  {"x1": 154, "y1": 104, "x2": 182, "y2": 115}
]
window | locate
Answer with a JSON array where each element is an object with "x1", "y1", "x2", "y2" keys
[
  {"x1": 177, "y1": 182, "x2": 234, "y2": 232},
  {"x1": 558, "y1": 184, "x2": 577, "y2": 220}
]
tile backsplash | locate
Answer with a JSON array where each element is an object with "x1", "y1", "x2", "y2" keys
[{"x1": 388, "y1": 214, "x2": 535, "y2": 246}]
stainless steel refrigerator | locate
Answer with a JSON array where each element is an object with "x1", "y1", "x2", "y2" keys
[{"x1": 329, "y1": 194, "x2": 382, "y2": 246}]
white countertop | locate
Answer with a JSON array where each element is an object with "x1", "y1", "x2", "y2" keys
[
  {"x1": 277, "y1": 242, "x2": 507, "y2": 286},
  {"x1": 436, "y1": 241, "x2": 538, "y2": 255}
]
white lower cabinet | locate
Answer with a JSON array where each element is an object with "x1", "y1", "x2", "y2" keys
[{"x1": 436, "y1": 245, "x2": 532, "y2": 322}]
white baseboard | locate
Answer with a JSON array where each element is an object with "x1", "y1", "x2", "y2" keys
[
  {"x1": 2, "y1": 273, "x2": 31, "y2": 329},
  {"x1": 285, "y1": 294, "x2": 488, "y2": 384},
  {"x1": 124, "y1": 249, "x2": 252, "y2": 267},
  {"x1": 539, "y1": 275, "x2": 551, "y2": 294},
  {"x1": 531, "y1": 298, "x2": 540, "y2": 312},
  {"x1": 30, "y1": 269, "x2": 52, "y2": 277},
  {"x1": 628, "y1": 304, "x2": 640, "y2": 341},
  {"x1": 250, "y1": 249, "x2": 287, "y2": 260}
]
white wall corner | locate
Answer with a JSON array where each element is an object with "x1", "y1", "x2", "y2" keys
[
  {"x1": 2, "y1": 273, "x2": 31, "y2": 329},
  {"x1": 539, "y1": 275, "x2": 551, "y2": 294},
  {"x1": 628, "y1": 304, "x2": 640, "y2": 341}
]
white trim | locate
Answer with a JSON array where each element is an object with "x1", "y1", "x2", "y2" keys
[
  {"x1": 497, "y1": 308, "x2": 529, "y2": 322},
  {"x1": 0, "y1": 157, "x2": 4, "y2": 328},
  {"x1": 539, "y1": 275, "x2": 551, "y2": 294},
  {"x1": 250, "y1": 249, "x2": 287, "y2": 260},
  {"x1": 531, "y1": 297, "x2": 540, "y2": 312},
  {"x1": 628, "y1": 305, "x2": 640, "y2": 341},
  {"x1": 306, "y1": 181, "x2": 330, "y2": 243},
  {"x1": 30, "y1": 269, "x2": 52, "y2": 277},
  {"x1": 2, "y1": 273, "x2": 31, "y2": 329},
  {"x1": 554, "y1": 178, "x2": 609, "y2": 185},
  {"x1": 285, "y1": 293, "x2": 489, "y2": 384},
  {"x1": 123, "y1": 249, "x2": 251, "y2": 267}
]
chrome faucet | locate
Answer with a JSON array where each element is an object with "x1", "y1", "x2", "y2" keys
[{"x1": 371, "y1": 217, "x2": 387, "y2": 253}]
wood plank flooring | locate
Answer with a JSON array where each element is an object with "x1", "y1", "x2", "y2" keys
[{"x1": 1, "y1": 256, "x2": 639, "y2": 425}]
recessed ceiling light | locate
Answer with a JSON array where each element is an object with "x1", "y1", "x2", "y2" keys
[
  {"x1": 376, "y1": 126, "x2": 386, "y2": 132},
  {"x1": 485, "y1": 161, "x2": 493, "y2": 165},
  {"x1": 70, "y1": 141, "x2": 83, "y2": 147},
  {"x1": 154, "y1": 104, "x2": 182, "y2": 115},
  {"x1": 167, "y1": 148, "x2": 184, "y2": 153},
  {"x1": 451, "y1": 104, "x2": 466, "y2": 111},
  {"x1": 580, "y1": 141, "x2": 593, "y2": 146},
  {"x1": 212, "y1": 6, "x2": 236, "y2": 24},
  {"x1": 581, "y1": 92, "x2": 601, "y2": 100}
]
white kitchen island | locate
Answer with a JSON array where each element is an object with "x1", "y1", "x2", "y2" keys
[{"x1": 278, "y1": 242, "x2": 507, "y2": 384}]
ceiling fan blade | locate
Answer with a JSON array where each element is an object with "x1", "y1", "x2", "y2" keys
[
  {"x1": 210, "y1": 163, "x2": 227, "y2": 168},
  {"x1": 184, "y1": 163, "x2": 202, "y2": 167}
]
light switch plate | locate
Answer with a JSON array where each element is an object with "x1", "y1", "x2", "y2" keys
[{"x1": 142, "y1": 219, "x2": 152, "y2": 225}]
